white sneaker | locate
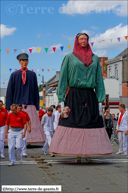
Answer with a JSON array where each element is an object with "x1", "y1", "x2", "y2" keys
[
  {"x1": 8, "y1": 162, "x2": 14, "y2": 166},
  {"x1": 19, "y1": 159, "x2": 22, "y2": 164},
  {"x1": 0, "y1": 155, "x2": 5, "y2": 159},
  {"x1": 43, "y1": 151, "x2": 47, "y2": 155},
  {"x1": 51, "y1": 154, "x2": 54, "y2": 157},
  {"x1": 116, "y1": 152, "x2": 123, "y2": 155},
  {"x1": 122, "y1": 153, "x2": 128, "y2": 156}
]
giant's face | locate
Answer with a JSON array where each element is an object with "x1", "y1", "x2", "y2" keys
[
  {"x1": 78, "y1": 35, "x2": 88, "y2": 48},
  {"x1": 19, "y1": 59, "x2": 28, "y2": 69}
]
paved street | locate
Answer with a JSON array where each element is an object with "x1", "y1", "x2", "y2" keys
[{"x1": 0, "y1": 142, "x2": 128, "y2": 193}]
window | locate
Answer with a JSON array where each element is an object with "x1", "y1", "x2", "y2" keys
[
  {"x1": 115, "y1": 67, "x2": 118, "y2": 79},
  {"x1": 109, "y1": 68, "x2": 111, "y2": 77}
]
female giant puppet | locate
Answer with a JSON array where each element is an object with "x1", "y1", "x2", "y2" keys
[
  {"x1": 49, "y1": 33, "x2": 113, "y2": 158},
  {"x1": 5, "y1": 53, "x2": 45, "y2": 143}
]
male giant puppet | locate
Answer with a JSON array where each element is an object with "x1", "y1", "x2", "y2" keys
[{"x1": 6, "y1": 53, "x2": 45, "y2": 143}]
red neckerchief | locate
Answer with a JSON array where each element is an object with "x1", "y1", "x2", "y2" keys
[
  {"x1": 118, "y1": 110, "x2": 126, "y2": 126},
  {"x1": 72, "y1": 36, "x2": 94, "y2": 67},
  {"x1": 19, "y1": 68, "x2": 28, "y2": 85},
  {"x1": 47, "y1": 113, "x2": 52, "y2": 117}
]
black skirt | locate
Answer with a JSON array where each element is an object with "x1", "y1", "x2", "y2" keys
[{"x1": 59, "y1": 87, "x2": 104, "y2": 128}]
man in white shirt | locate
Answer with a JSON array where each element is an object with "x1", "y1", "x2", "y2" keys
[
  {"x1": 54, "y1": 105, "x2": 61, "y2": 131},
  {"x1": 115, "y1": 104, "x2": 128, "y2": 156},
  {"x1": 42, "y1": 108, "x2": 55, "y2": 156}
]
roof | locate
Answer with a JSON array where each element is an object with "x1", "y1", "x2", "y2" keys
[
  {"x1": 45, "y1": 87, "x2": 56, "y2": 96},
  {"x1": 48, "y1": 71, "x2": 60, "y2": 85},
  {"x1": 105, "y1": 47, "x2": 128, "y2": 64},
  {"x1": 115, "y1": 47, "x2": 128, "y2": 58}
]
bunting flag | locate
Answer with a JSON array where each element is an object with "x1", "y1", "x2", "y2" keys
[
  {"x1": 22, "y1": 49, "x2": 25, "y2": 53},
  {"x1": 91, "y1": 42, "x2": 94, "y2": 46},
  {"x1": 53, "y1": 47, "x2": 56, "y2": 52},
  {"x1": 68, "y1": 46, "x2": 71, "y2": 50},
  {"x1": 104, "y1": 67, "x2": 106, "y2": 70},
  {"x1": 37, "y1": 69, "x2": 40, "y2": 72},
  {"x1": 42, "y1": 69, "x2": 44, "y2": 72},
  {"x1": 117, "y1": 37, "x2": 120, "y2": 42},
  {"x1": 6, "y1": 81, "x2": 8, "y2": 83},
  {"x1": 45, "y1": 48, "x2": 48, "y2": 53},
  {"x1": 0, "y1": 49, "x2": 1, "y2": 52},
  {"x1": 98, "y1": 41, "x2": 101, "y2": 44},
  {"x1": 6, "y1": 49, "x2": 9, "y2": 53},
  {"x1": 37, "y1": 48, "x2": 41, "y2": 53},
  {"x1": 31, "y1": 69, "x2": 34, "y2": 71},
  {"x1": 102, "y1": 40, "x2": 105, "y2": 41},
  {"x1": 110, "y1": 39, "x2": 113, "y2": 42},
  {"x1": 4, "y1": 68, "x2": 6, "y2": 70},
  {"x1": 47, "y1": 69, "x2": 50, "y2": 72},
  {"x1": 125, "y1": 36, "x2": 128, "y2": 40},
  {"x1": 29, "y1": 49, "x2": 32, "y2": 53},
  {"x1": 14, "y1": 49, "x2": 17, "y2": 53},
  {"x1": 15, "y1": 69, "x2": 17, "y2": 71},
  {"x1": 9, "y1": 68, "x2": 12, "y2": 72},
  {"x1": 53, "y1": 69, "x2": 55, "y2": 70},
  {"x1": 60, "y1": 46, "x2": 64, "y2": 51}
]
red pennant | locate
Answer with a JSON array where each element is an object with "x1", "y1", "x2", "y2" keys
[
  {"x1": 15, "y1": 69, "x2": 17, "y2": 71},
  {"x1": 29, "y1": 49, "x2": 32, "y2": 53},
  {"x1": 125, "y1": 36, "x2": 128, "y2": 40},
  {"x1": 47, "y1": 69, "x2": 50, "y2": 72},
  {"x1": 6, "y1": 49, "x2": 9, "y2": 53},
  {"x1": 53, "y1": 47, "x2": 56, "y2": 52}
]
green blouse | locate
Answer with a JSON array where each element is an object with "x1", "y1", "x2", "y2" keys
[{"x1": 57, "y1": 53, "x2": 105, "y2": 103}]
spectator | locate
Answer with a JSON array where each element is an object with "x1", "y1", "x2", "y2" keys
[
  {"x1": 115, "y1": 104, "x2": 128, "y2": 156},
  {"x1": 42, "y1": 108, "x2": 55, "y2": 156},
  {"x1": 54, "y1": 105, "x2": 61, "y2": 131},
  {"x1": 103, "y1": 106, "x2": 113, "y2": 139}
]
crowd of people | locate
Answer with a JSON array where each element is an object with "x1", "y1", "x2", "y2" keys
[
  {"x1": 0, "y1": 100, "x2": 61, "y2": 165},
  {"x1": 0, "y1": 98, "x2": 128, "y2": 166}
]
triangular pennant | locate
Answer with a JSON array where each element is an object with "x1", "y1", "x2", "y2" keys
[
  {"x1": 4, "y1": 68, "x2": 6, "y2": 70},
  {"x1": 68, "y1": 46, "x2": 71, "y2": 50},
  {"x1": 37, "y1": 48, "x2": 41, "y2": 53},
  {"x1": 6, "y1": 49, "x2": 9, "y2": 53},
  {"x1": 60, "y1": 46, "x2": 64, "y2": 51},
  {"x1": 22, "y1": 49, "x2": 25, "y2": 53},
  {"x1": 53, "y1": 47, "x2": 56, "y2": 52},
  {"x1": 45, "y1": 48, "x2": 48, "y2": 53},
  {"x1": 14, "y1": 49, "x2": 17, "y2": 53},
  {"x1": 9, "y1": 68, "x2": 12, "y2": 72},
  {"x1": 31, "y1": 69, "x2": 34, "y2": 71},
  {"x1": 42, "y1": 69, "x2": 44, "y2": 72},
  {"x1": 15, "y1": 69, "x2": 17, "y2": 71},
  {"x1": 53, "y1": 69, "x2": 55, "y2": 70},
  {"x1": 91, "y1": 42, "x2": 94, "y2": 46},
  {"x1": 29, "y1": 49, "x2": 32, "y2": 53},
  {"x1": 98, "y1": 41, "x2": 101, "y2": 44},
  {"x1": 47, "y1": 69, "x2": 50, "y2": 72},
  {"x1": 110, "y1": 39, "x2": 113, "y2": 42},
  {"x1": 37, "y1": 69, "x2": 40, "y2": 72},
  {"x1": 0, "y1": 49, "x2": 1, "y2": 52},
  {"x1": 117, "y1": 37, "x2": 120, "y2": 42},
  {"x1": 102, "y1": 40, "x2": 105, "y2": 41},
  {"x1": 125, "y1": 36, "x2": 128, "y2": 40},
  {"x1": 6, "y1": 82, "x2": 8, "y2": 83}
]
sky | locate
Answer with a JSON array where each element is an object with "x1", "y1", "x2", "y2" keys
[{"x1": 0, "y1": 0, "x2": 128, "y2": 88}]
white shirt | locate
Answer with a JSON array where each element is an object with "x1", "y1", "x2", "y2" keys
[
  {"x1": 54, "y1": 110, "x2": 60, "y2": 131},
  {"x1": 116, "y1": 110, "x2": 128, "y2": 131},
  {"x1": 42, "y1": 113, "x2": 55, "y2": 132}
]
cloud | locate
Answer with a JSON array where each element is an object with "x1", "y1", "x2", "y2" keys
[
  {"x1": 93, "y1": 50, "x2": 107, "y2": 57},
  {"x1": 0, "y1": 24, "x2": 17, "y2": 38},
  {"x1": 27, "y1": 46, "x2": 42, "y2": 53},
  {"x1": 59, "y1": 0, "x2": 127, "y2": 17},
  {"x1": 36, "y1": 33, "x2": 42, "y2": 38},
  {"x1": 62, "y1": 35, "x2": 75, "y2": 42},
  {"x1": 48, "y1": 43, "x2": 63, "y2": 54},
  {"x1": 89, "y1": 23, "x2": 127, "y2": 49},
  {"x1": 91, "y1": 26, "x2": 99, "y2": 30},
  {"x1": 81, "y1": 29, "x2": 94, "y2": 36}
]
